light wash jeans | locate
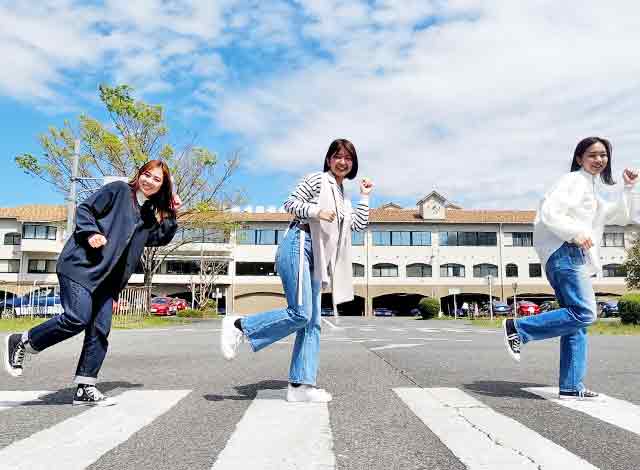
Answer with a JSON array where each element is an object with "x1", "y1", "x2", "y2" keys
[
  {"x1": 241, "y1": 226, "x2": 322, "y2": 385},
  {"x1": 515, "y1": 242, "x2": 597, "y2": 393}
]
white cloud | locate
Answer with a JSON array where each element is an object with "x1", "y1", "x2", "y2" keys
[{"x1": 214, "y1": 1, "x2": 640, "y2": 208}]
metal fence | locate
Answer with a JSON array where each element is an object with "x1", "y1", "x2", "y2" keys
[
  {"x1": 112, "y1": 286, "x2": 150, "y2": 328},
  {"x1": 0, "y1": 284, "x2": 150, "y2": 328}
]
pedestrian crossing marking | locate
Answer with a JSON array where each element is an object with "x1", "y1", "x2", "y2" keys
[
  {"x1": 525, "y1": 387, "x2": 640, "y2": 436},
  {"x1": 0, "y1": 391, "x2": 53, "y2": 411},
  {"x1": 0, "y1": 389, "x2": 191, "y2": 470},
  {"x1": 211, "y1": 389, "x2": 335, "y2": 470},
  {"x1": 394, "y1": 387, "x2": 598, "y2": 470}
]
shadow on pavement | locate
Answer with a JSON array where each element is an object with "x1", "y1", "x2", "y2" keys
[
  {"x1": 203, "y1": 379, "x2": 289, "y2": 401},
  {"x1": 33, "y1": 381, "x2": 144, "y2": 405},
  {"x1": 463, "y1": 380, "x2": 549, "y2": 399}
]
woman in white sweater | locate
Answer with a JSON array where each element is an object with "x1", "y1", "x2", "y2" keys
[
  {"x1": 503, "y1": 136, "x2": 638, "y2": 399},
  {"x1": 220, "y1": 139, "x2": 374, "y2": 403}
]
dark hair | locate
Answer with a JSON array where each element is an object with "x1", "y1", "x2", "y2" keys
[
  {"x1": 570, "y1": 137, "x2": 615, "y2": 185},
  {"x1": 129, "y1": 160, "x2": 176, "y2": 219},
  {"x1": 323, "y1": 138, "x2": 358, "y2": 180}
]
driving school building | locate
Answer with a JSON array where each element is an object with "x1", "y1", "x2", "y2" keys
[{"x1": 0, "y1": 191, "x2": 633, "y2": 316}]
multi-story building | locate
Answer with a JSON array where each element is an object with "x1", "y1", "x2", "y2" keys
[{"x1": 0, "y1": 191, "x2": 633, "y2": 316}]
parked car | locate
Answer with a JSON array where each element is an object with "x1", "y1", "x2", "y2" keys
[
  {"x1": 2, "y1": 293, "x2": 62, "y2": 316},
  {"x1": 539, "y1": 301, "x2": 556, "y2": 312},
  {"x1": 171, "y1": 298, "x2": 188, "y2": 311},
  {"x1": 490, "y1": 302, "x2": 511, "y2": 315},
  {"x1": 373, "y1": 308, "x2": 396, "y2": 317},
  {"x1": 600, "y1": 301, "x2": 619, "y2": 317},
  {"x1": 321, "y1": 307, "x2": 334, "y2": 317},
  {"x1": 517, "y1": 301, "x2": 540, "y2": 316},
  {"x1": 150, "y1": 297, "x2": 177, "y2": 316}
]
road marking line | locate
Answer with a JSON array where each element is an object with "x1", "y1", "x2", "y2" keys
[
  {"x1": 211, "y1": 389, "x2": 335, "y2": 469},
  {"x1": 0, "y1": 389, "x2": 191, "y2": 470},
  {"x1": 0, "y1": 391, "x2": 53, "y2": 411},
  {"x1": 370, "y1": 343, "x2": 424, "y2": 351},
  {"x1": 394, "y1": 387, "x2": 598, "y2": 470},
  {"x1": 322, "y1": 318, "x2": 341, "y2": 329},
  {"x1": 525, "y1": 387, "x2": 640, "y2": 436},
  {"x1": 406, "y1": 337, "x2": 448, "y2": 341}
]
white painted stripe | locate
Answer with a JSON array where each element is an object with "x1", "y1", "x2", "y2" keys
[
  {"x1": 321, "y1": 318, "x2": 340, "y2": 329},
  {"x1": 442, "y1": 328, "x2": 472, "y2": 333},
  {"x1": 370, "y1": 343, "x2": 424, "y2": 351},
  {"x1": 211, "y1": 389, "x2": 335, "y2": 470},
  {"x1": 407, "y1": 337, "x2": 447, "y2": 341},
  {"x1": 0, "y1": 391, "x2": 53, "y2": 411},
  {"x1": 394, "y1": 387, "x2": 598, "y2": 470},
  {"x1": 0, "y1": 389, "x2": 191, "y2": 470},
  {"x1": 525, "y1": 387, "x2": 640, "y2": 436},
  {"x1": 415, "y1": 328, "x2": 442, "y2": 333}
]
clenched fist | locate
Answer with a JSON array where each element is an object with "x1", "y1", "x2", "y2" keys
[
  {"x1": 360, "y1": 177, "x2": 374, "y2": 195},
  {"x1": 88, "y1": 234, "x2": 107, "y2": 248}
]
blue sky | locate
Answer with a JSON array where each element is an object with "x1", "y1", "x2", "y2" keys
[{"x1": 2, "y1": 1, "x2": 640, "y2": 211}]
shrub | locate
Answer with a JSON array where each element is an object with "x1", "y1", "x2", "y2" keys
[
  {"x1": 418, "y1": 297, "x2": 440, "y2": 320},
  {"x1": 177, "y1": 308, "x2": 218, "y2": 318},
  {"x1": 618, "y1": 293, "x2": 640, "y2": 325}
]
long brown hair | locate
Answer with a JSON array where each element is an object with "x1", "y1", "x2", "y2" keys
[
  {"x1": 570, "y1": 137, "x2": 615, "y2": 185},
  {"x1": 129, "y1": 160, "x2": 176, "y2": 219}
]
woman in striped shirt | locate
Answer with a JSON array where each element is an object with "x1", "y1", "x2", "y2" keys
[{"x1": 221, "y1": 138, "x2": 374, "y2": 402}]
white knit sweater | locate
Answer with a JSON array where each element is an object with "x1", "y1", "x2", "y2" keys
[{"x1": 534, "y1": 168, "x2": 633, "y2": 275}]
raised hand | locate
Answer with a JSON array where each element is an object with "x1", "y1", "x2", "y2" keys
[
  {"x1": 360, "y1": 177, "x2": 374, "y2": 195},
  {"x1": 623, "y1": 168, "x2": 639, "y2": 186},
  {"x1": 88, "y1": 234, "x2": 107, "y2": 248}
]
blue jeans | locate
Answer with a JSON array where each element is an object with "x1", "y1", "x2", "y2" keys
[
  {"x1": 515, "y1": 242, "x2": 597, "y2": 392},
  {"x1": 241, "y1": 226, "x2": 322, "y2": 386},
  {"x1": 27, "y1": 275, "x2": 113, "y2": 385}
]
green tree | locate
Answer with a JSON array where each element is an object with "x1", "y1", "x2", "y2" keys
[
  {"x1": 624, "y1": 237, "x2": 640, "y2": 290},
  {"x1": 16, "y1": 84, "x2": 241, "y2": 290}
]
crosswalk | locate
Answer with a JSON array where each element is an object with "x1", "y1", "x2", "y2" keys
[{"x1": 0, "y1": 386, "x2": 638, "y2": 469}]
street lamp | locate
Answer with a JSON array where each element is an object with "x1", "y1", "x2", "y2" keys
[{"x1": 512, "y1": 281, "x2": 518, "y2": 318}]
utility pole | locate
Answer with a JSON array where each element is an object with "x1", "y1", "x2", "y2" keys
[
  {"x1": 487, "y1": 275, "x2": 494, "y2": 320},
  {"x1": 65, "y1": 140, "x2": 80, "y2": 240}
]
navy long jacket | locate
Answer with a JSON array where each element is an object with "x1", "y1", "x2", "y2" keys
[{"x1": 57, "y1": 181, "x2": 178, "y2": 295}]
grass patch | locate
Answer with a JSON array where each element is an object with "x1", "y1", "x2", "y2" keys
[
  {"x1": 0, "y1": 313, "x2": 221, "y2": 332},
  {"x1": 465, "y1": 317, "x2": 640, "y2": 335},
  {"x1": 0, "y1": 317, "x2": 47, "y2": 332}
]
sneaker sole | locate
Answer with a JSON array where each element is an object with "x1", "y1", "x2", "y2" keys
[
  {"x1": 3, "y1": 334, "x2": 23, "y2": 378},
  {"x1": 220, "y1": 316, "x2": 240, "y2": 361},
  {"x1": 72, "y1": 399, "x2": 117, "y2": 407},
  {"x1": 502, "y1": 319, "x2": 520, "y2": 363}
]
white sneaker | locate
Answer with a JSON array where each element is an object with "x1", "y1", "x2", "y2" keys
[
  {"x1": 286, "y1": 384, "x2": 333, "y2": 403},
  {"x1": 220, "y1": 315, "x2": 244, "y2": 360}
]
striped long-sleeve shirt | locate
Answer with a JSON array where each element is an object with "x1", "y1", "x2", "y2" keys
[{"x1": 283, "y1": 172, "x2": 369, "y2": 232}]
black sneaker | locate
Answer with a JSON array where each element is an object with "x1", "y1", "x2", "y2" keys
[
  {"x1": 559, "y1": 389, "x2": 600, "y2": 400},
  {"x1": 502, "y1": 319, "x2": 521, "y2": 362},
  {"x1": 72, "y1": 384, "x2": 117, "y2": 407},
  {"x1": 4, "y1": 333, "x2": 26, "y2": 377}
]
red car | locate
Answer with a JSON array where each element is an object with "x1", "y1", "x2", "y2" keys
[
  {"x1": 150, "y1": 297, "x2": 177, "y2": 316},
  {"x1": 517, "y1": 301, "x2": 540, "y2": 316},
  {"x1": 171, "y1": 298, "x2": 188, "y2": 311}
]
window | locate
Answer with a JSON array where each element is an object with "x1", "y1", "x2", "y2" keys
[
  {"x1": 439, "y1": 231, "x2": 496, "y2": 246},
  {"x1": 603, "y1": 264, "x2": 626, "y2": 278},
  {"x1": 529, "y1": 263, "x2": 542, "y2": 278},
  {"x1": 0, "y1": 259, "x2": 20, "y2": 273},
  {"x1": 4, "y1": 233, "x2": 20, "y2": 245},
  {"x1": 372, "y1": 263, "x2": 398, "y2": 277},
  {"x1": 237, "y1": 229, "x2": 255, "y2": 245},
  {"x1": 602, "y1": 233, "x2": 624, "y2": 247},
  {"x1": 352, "y1": 263, "x2": 365, "y2": 277},
  {"x1": 411, "y1": 231, "x2": 431, "y2": 246},
  {"x1": 473, "y1": 263, "x2": 498, "y2": 278},
  {"x1": 506, "y1": 263, "x2": 519, "y2": 278},
  {"x1": 256, "y1": 229, "x2": 277, "y2": 245},
  {"x1": 372, "y1": 232, "x2": 391, "y2": 246},
  {"x1": 203, "y1": 229, "x2": 229, "y2": 243},
  {"x1": 440, "y1": 263, "x2": 465, "y2": 277},
  {"x1": 352, "y1": 231, "x2": 365, "y2": 246},
  {"x1": 511, "y1": 232, "x2": 533, "y2": 247},
  {"x1": 27, "y1": 259, "x2": 56, "y2": 273},
  {"x1": 391, "y1": 231, "x2": 411, "y2": 246},
  {"x1": 235, "y1": 262, "x2": 277, "y2": 276},
  {"x1": 166, "y1": 260, "x2": 200, "y2": 275},
  {"x1": 22, "y1": 224, "x2": 57, "y2": 240},
  {"x1": 407, "y1": 263, "x2": 432, "y2": 277}
]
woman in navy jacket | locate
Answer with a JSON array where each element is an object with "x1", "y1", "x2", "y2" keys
[{"x1": 4, "y1": 160, "x2": 180, "y2": 406}]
